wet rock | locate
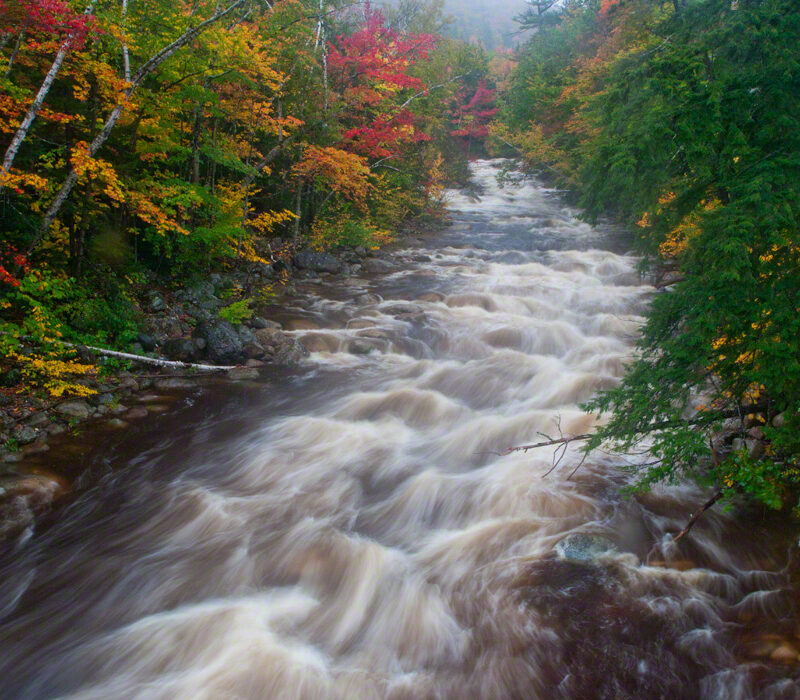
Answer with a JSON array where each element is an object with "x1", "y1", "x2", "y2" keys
[
  {"x1": 285, "y1": 318, "x2": 320, "y2": 331},
  {"x1": 254, "y1": 328, "x2": 308, "y2": 365},
  {"x1": 245, "y1": 359, "x2": 266, "y2": 368},
  {"x1": 412, "y1": 254, "x2": 432, "y2": 263},
  {"x1": 146, "y1": 404, "x2": 170, "y2": 414},
  {"x1": 110, "y1": 404, "x2": 128, "y2": 416},
  {"x1": 348, "y1": 340, "x2": 374, "y2": 355},
  {"x1": 770, "y1": 643, "x2": 799, "y2": 664},
  {"x1": 163, "y1": 338, "x2": 199, "y2": 362},
  {"x1": 386, "y1": 303, "x2": 423, "y2": 315},
  {"x1": 22, "y1": 440, "x2": 49, "y2": 455},
  {"x1": 243, "y1": 342, "x2": 266, "y2": 359},
  {"x1": 362, "y1": 259, "x2": 395, "y2": 274},
  {"x1": 358, "y1": 329, "x2": 391, "y2": 340},
  {"x1": 347, "y1": 319, "x2": 377, "y2": 330},
  {"x1": 301, "y1": 334, "x2": 339, "y2": 353},
  {"x1": 45, "y1": 423, "x2": 66, "y2": 436},
  {"x1": 554, "y1": 533, "x2": 618, "y2": 562},
  {"x1": 148, "y1": 294, "x2": 166, "y2": 312},
  {"x1": 137, "y1": 333, "x2": 157, "y2": 352},
  {"x1": 105, "y1": 418, "x2": 129, "y2": 430},
  {"x1": 14, "y1": 426, "x2": 38, "y2": 445},
  {"x1": 356, "y1": 293, "x2": 381, "y2": 305},
  {"x1": 125, "y1": 407, "x2": 149, "y2": 420},
  {"x1": 56, "y1": 400, "x2": 92, "y2": 420},
  {"x1": 253, "y1": 317, "x2": 281, "y2": 330},
  {"x1": 294, "y1": 250, "x2": 343, "y2": 274},
  {"x1": 94, "y1": 406, "x2": 108, "y2": 417},
  {"x1": 25, "y1": 412, "x2": 49, "y2": 428},
  {"x1": 416, "y1": 292, "x2": 445, "y2": 303},
  {"x1": 194, "y1": 320, "x2": 245, "y2": 364},
  {"x1": 354, "y1": 246, "x2": 367, "y2": 257},
  {"x1": 227, "y1": 367, "x2": 260, "y2": 381},
  {"x1": 118, "y1": 376, "x2": 139, "y2": 391}
]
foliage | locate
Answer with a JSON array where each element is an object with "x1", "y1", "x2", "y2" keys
[
  {"x1": 218, "y1": 298, "x2": 253, "y2": 326},
  {"x1": 504, "y1": 0, "x2": 800, "y2": 509}
]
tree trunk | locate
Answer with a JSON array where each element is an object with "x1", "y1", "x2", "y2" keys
[
  {"x1": 31, "y1": 0, "x2": 247, "y2": 249},
  {"x1": 0, "y1": 2, "x2": 96, "y2": 189}
]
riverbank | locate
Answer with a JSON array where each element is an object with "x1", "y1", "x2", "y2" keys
[{"x1": 0, "y1": 227, "x2": 444, "y2": 548}]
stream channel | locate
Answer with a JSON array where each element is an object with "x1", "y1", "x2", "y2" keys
[{"x1": 1, "y1": 160, "x2": 798, "y2": 699}]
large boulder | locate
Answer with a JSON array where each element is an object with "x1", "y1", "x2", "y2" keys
[
  {"x1": 162, "y1": 337, "x2": 200, "y2": 362},
  {"x1": 254, "y1": 328, "x2": 309, "y2": 365},
  {"x1": 362, "y1": 258, "x2": 395, "y2": 275},
  {"x1": 554, "y1": 533, "x2": 618, "y2": 562},
  {"x1": 294, "y1": 250, "x2": 343, "y2": 274},
  {"x1": 194, "y1": 320, "x2": 245, "y2": 365}
]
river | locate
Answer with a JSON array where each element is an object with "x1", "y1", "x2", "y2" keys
[{"x1": 0, "y1": 160, "x2": 797, "y2": 699}]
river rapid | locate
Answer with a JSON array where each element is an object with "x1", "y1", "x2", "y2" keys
[{"x1": 1, "y1": 160, "x2": 798, "y2": 699}]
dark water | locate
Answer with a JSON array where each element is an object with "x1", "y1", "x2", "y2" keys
[{"x1": 1, "y1": 160, "x2": 798, "y2": 699}]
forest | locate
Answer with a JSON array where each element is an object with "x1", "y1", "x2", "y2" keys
[
  {"x1": 0, "y1": 0, "x2": 496, "y2": 396},
  {"x1": 499, "y1": 0, "x2": 800, "y2": 512}
]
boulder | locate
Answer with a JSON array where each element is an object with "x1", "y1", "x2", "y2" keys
[
  {"x1": 163, "y1": 338, "x2": 200, "y2": 362},
  {"x1": 137, "y1": 333, "x2": 157, "y2": 352},
  {"x1": 294, "y1": 250, "x2": 343, "y2": 274},
  {"x1": 252, "y1": 317, "x2": 281, "y2": 330},
  {"x1": 362, "y1": 258, "x2": 395, "y2": 274},
  {"x1": 14, "y1": 426, "x2": 38, "y2": 445},
  {"x1": 194, "y1": 320, "x2": 245, "y2": 364},
  {"x1": 56, "y1": 400, "x2": 92, "y2": 420},
  {"x1": 554, "y1": 533, "x2": 618, "y2": 562},
  {"x1": 254, "y1": 328, "x2": 309, "y2": 365}
]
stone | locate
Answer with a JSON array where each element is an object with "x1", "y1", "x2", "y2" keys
[
  {"x1": 94, "y1": 406, "x2": 108, "y2": 417},
  {"x1": 125, "y1": 407, "x2": 149, "y2": 420},
  {"x1": 56, "y1": 400, "x2": 92, "y2": 420},
  {"x1": 25, "y1": 412, "x2": 49, "y2": 428},
  {"x1": 96, "y1": 393, "x2": 114, "y2": 405},
  {"x1": 773, "y1": 413, "x2": 786, "y2": 428},
  {"x1": 254, "y1": 328, "x2": 309, "y2": 365},
  {"x1": 412, "y1": 254, "x2": 432, "y2": 263},
  {"x1": 194, "y1": 337, "x2": 207, "y2": 351},
  {"x1": 253, "y1": 317, "x2": 281, "y2": 330},
  {"x1": 137, "y1": 333, "x2": 157, "y2": 352},
  {"x1": 770, "y1": 643, "x2": 799, "y2": 664},
  {"x1": 301, "y1": 333, "x2": 338, "y2": 353},
  {"x1": 358, "y1": 329, "x2": 391, "y2": 340},
  {"x1": 22, "y1": 440, "x2": 49, "y2": 455},
  {"x1": 227, "y1": 367, "x2": 260, "y2": 381},
  {"x1": 347, "y1": 319, "x2": 378, "y2": 329},
  {"x1": 245, "y1": 359, "x2": 266, "y2": 368},
  {"x1": 362, "y1": 259, "x2": 394, "y2": 274},
  {"x1": 14, "y1": 426, "x2": 38, "y2": 445},
  {"x1": 148, "y1": 294, "x2": 166, "y2": 312},
  {"x1": 243, "y1": 342, "x2": 266, "y2": 359},
  {"x1": 285, "y1": 318, "x2": 320, "y2": 331},
  {"x1": 387, "y1": 303, "x2": 423, "y2": 315},
  {"x1": 554, "y1": 533, "x2": 618, "y2": 562},
  {"x1": 417, "y1": 292, "x2": 445, "y2": 303},
  {"x1": 146, "y1": 404, "x2": 170, "y2": 413},
  {"x1": 348, "y1": 340, "x2": 374, "y2": 355},
  {"x1": 354, "y1": 246, "x2": 367, "y2": 256},
  {"x1": 110, "y1": 404, "x2": 128, "y2": 416},
  {"x1": 356, "y1": 293, "x2": 381, "y2": 305},
  {"x1": 163, "y1": 338, "x2": 200, "y2": 362},
  {"x1": 294, "y1": 250, "x2": 343, "y2": 274},
  {"x1": 194, "y1": 320, "x2": 245, "y2": 365}
]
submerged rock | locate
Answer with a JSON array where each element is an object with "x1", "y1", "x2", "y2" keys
[
  {"x1": 254, "y1": 328, "x2": 308, "y2": 365},
  {"x1": 227, "y1": 367, "x2": 260, "y2": 381},
  {"x1": 554, "y1": 533, "x2": 618, "y2": 562}
]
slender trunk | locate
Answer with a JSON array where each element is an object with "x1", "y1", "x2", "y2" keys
[
  {"x1": 31, "y1": 0, "x2": 247, "y2": 249},
  {"x1": 0, "y1": 2, "x2": 96, "y2": 188},
  {"x1": 4, "y1": 30, "x2": 25, "y2": 79}
]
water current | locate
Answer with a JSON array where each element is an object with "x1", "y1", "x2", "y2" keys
[{"x1": 1, "y1": 160, "x2": 798, "y2": 699}]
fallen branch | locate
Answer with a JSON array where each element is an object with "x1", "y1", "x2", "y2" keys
[
  {"x1": 672, "y1": 490, "x2": 724, "y2": 543},
  {"x1": 64, "y1": 343, "x2": 234, "y2": 372},
  {"x1": 502, "y1": 433, "x2": 593, "y2": 456}
]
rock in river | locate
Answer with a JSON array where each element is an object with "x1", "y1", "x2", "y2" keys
[{"x1": 554, "y1": 533, "x2": 618, "y2": 562}]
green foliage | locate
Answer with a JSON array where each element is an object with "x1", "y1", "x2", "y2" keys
[
  {"x1": 506, "y1": 0, "x2": 800, "y2": 508},
  {"x1": 218, "y1": 299, "x2": 253, "y2": 326}
]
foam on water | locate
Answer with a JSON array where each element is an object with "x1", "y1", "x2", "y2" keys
[{"x1": 0, "y1": 160, "x2": 796, "y2": 699}]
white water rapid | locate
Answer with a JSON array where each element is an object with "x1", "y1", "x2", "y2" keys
[{"x1": 0, "y1": 161, "x2": 797, "y2": 699}]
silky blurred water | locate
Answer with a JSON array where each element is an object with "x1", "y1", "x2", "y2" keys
[{"x1": 0, "y1": 160, "x2": 797, "y2": 699}]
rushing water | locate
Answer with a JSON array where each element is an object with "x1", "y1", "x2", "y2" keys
[{"x1": 1, "y1": 161, "x2": 798, "y2": 699}]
